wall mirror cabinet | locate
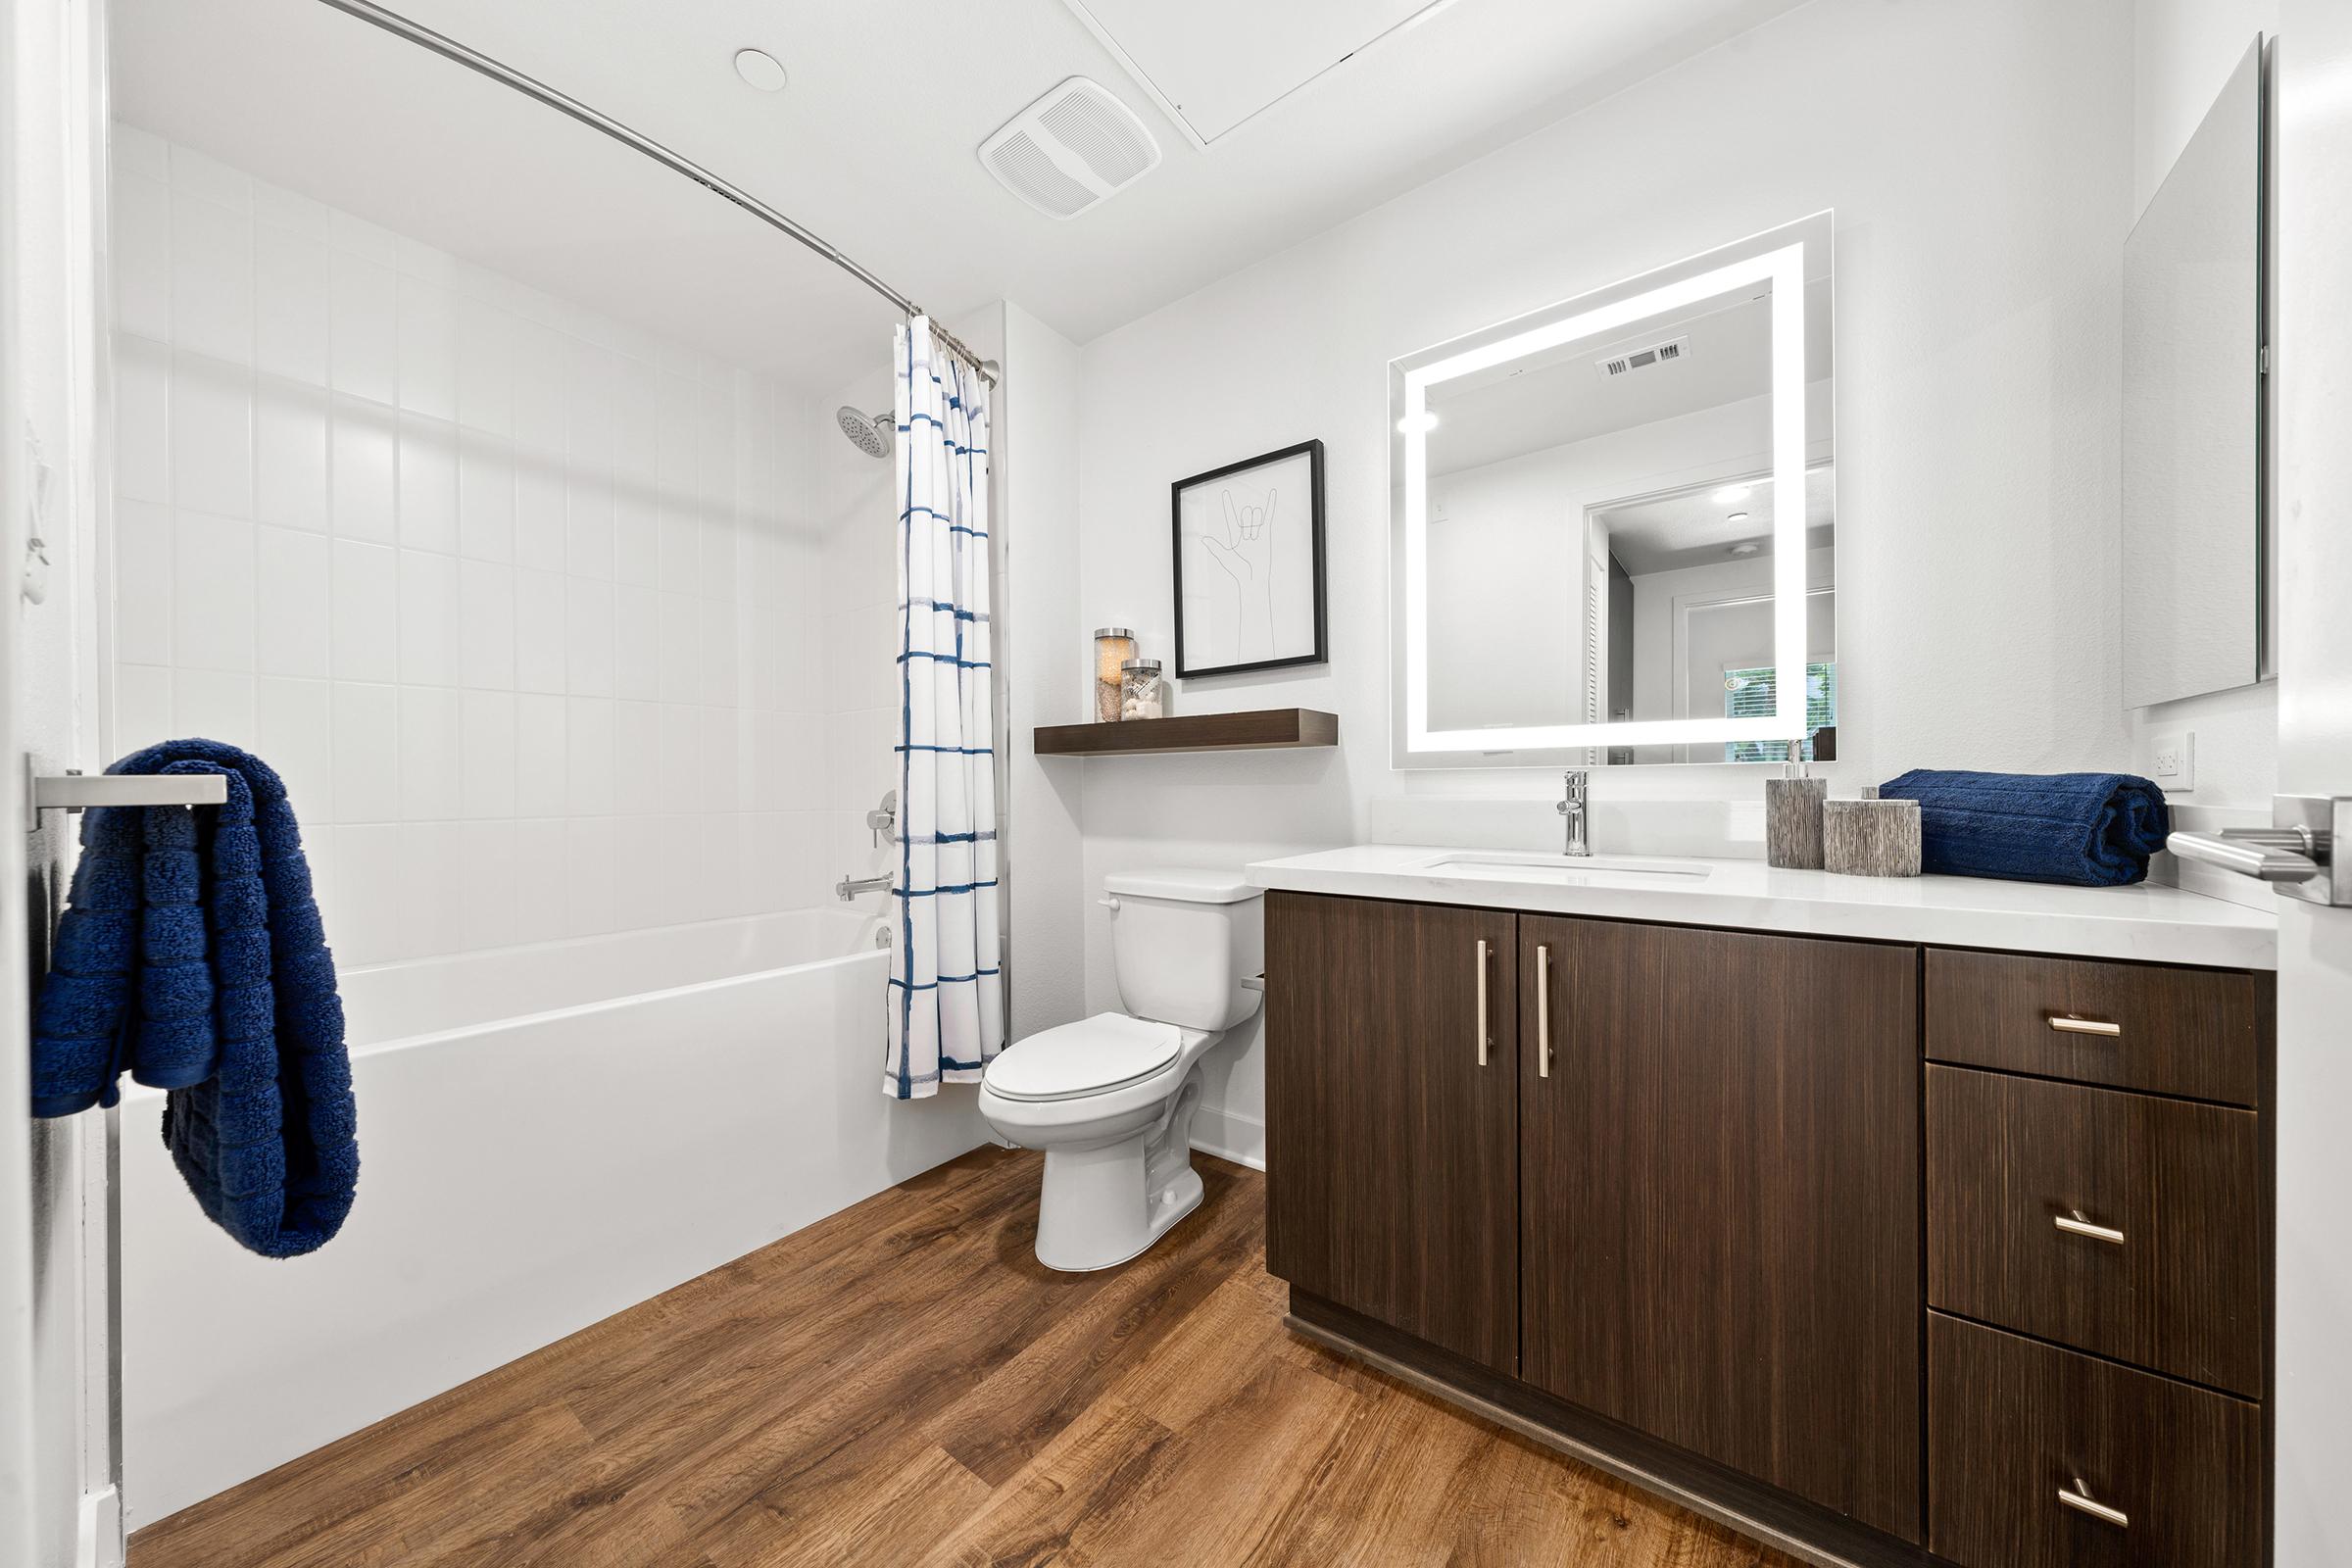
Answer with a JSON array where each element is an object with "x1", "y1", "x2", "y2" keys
[
  {"x1": 1391, "y1": 212, "x2": 1835, "y2": 767},
  {"x1": 2122, "y1": 34, "x2": 2270, "y2": 707}
]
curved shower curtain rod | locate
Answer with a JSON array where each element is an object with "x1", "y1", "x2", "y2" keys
[{"x1": 313, "y1": 0, "x2": 1000, "y2": 386}]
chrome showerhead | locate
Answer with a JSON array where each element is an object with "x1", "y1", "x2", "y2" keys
[{"x1": 836, "y1": 406, "x2": 892, "y2": 460}]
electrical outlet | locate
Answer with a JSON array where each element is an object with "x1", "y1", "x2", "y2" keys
[{"x1": 2150, "y1": 729, "x2": 2195, "y2": 791}]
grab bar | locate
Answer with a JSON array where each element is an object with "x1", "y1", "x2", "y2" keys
[{"x1": 835, "y1": 872, "x2": 893, "y2": 901}]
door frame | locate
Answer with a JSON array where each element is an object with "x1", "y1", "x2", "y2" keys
[
  {"x1": 2270, "y1": 11, "x2": 2352, "y2": 1563},
  {"x1": 3, "y1": 0, "x2": 123, "y2": 1560}
]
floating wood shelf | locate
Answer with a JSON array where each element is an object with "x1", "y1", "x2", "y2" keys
[{"x1": 1034, "y1": 708, "x2": 1339, "y2": 757}]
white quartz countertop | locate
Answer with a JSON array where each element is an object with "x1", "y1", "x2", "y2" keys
[{"x1": 1248, "y1": 845, "x2": 2278, "y2": 970}]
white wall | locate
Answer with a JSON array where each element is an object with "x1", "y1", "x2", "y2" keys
[
  {"x1": 1426, "y1": 448, "x2": 1584, "y2": 732},
  {"x1": 106, "y1": 124, "x2": 845, "y2": 973},
  {"x1": 998, "y1": 303, "x2": 1090, "y2": 1040},
  {"x1": 1060, "y1": 0, "x2": 2142, "y2": 1164},
  {"x1": 2124, "y1": 0, "x2": 2278, "y2": 812}
]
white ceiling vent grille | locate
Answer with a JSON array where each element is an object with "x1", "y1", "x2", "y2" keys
[
  {"x1": 1596, "y1": 335, "x2": 1690, "y2": 379},
  {"x1": 980, "y1": 77, "x2": 1161, "y2": 220}
]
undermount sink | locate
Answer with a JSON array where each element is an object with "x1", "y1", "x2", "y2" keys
[{"x1": 1411, "y1": 851, "x2": 1712, "y2": 883}]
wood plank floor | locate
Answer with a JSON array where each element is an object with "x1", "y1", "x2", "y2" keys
[{"x1": 130, "y1": 1147, "x2": 1797, "y2": 1567}]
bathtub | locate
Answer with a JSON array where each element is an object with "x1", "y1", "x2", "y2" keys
[{"x1": 118, "y1": 909, "x2": 990, "y2": 1530}]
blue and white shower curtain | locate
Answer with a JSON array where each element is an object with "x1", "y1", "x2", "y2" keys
[{"x1": 885, "y1": 318, "x2": 1004, "y2": 1099}]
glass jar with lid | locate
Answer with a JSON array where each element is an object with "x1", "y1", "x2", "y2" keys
[
  {"x1": 1094, "y1": 627, "x2": 1135, "y2": 722},
  {"x1": 1119, "y1": 658, "x2": 1164, "y2": 720}
]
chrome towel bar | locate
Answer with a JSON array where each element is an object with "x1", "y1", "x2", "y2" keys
[{"x1": 24, "y1": 760, "x2": 228, "y2": 833}]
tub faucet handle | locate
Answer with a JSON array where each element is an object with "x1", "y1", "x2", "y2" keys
[{"x1": 865, "y1": 789, "x2": 898, "y2": 849}]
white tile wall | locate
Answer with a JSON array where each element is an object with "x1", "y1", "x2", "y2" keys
[
  {"x1": 810, "y1": 369, "x2": 907, "y2": 903},
  {"x1": 110, "y1": 124, "x2": 841, "y2": 968}
]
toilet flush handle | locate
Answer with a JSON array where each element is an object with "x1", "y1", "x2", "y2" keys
[{"x1": 1099, "y1": 896, "x2": 1120, "y2": 912}]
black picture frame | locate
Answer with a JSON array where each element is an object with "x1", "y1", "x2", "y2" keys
[{"x1": 1169, "y1": 438, "x2": 1329, "y2": 679}]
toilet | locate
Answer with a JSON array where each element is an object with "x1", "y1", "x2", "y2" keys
[{"x1": 978, "y1": 868, "x2": 1264, "y2": 1271}]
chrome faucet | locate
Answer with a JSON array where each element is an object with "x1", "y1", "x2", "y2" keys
[{"x1": 1556, "y1": 769, "x2": 1591, "y2": 858}]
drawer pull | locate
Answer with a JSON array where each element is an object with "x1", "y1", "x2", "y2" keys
[
  {"x1": 2048, "y1": 1013, "x2": 2122, "y2": 1038},
  {"x1": 1475, "y1": 939, "x2": 1490, "y2": 1068},
  {"x1": 2055, "y1": 1209, "x2": 2127, "y2": 1246},
  {"x1": 2058, "y1": 1478, "x2": 2130, "y2": 1529},
  {"x1": 1536, "y1": 943, "x2": 1552, "y2": 1078}
]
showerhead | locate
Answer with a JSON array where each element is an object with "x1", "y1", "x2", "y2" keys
[{"x1": 836, "y1": 406, "x2": 892, "y2": 460}]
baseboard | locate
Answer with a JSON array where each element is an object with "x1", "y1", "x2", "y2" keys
[
  {"x1": 78, "y1": 1483, "x2": 124, "y2": 1568},
  {"x1": 1189, "y1": 1105, "x2": 1265, "y2": 1171}
]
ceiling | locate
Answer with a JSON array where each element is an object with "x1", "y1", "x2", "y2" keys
[
  {"x1": 111, "y1": 0, "x2": 1809, "y2": 396},
  {"x1": 1428, "y1": 278, "x2": 1833, "y2": 476},
  {"x1": 1597, "y1": 463, "x2": 1836, "y2": 576},
  {"x1": 1063, "y1": 0, "x2": 1447, "y2": 146}
]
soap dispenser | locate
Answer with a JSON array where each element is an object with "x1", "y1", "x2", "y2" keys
[{"x1": 1765, "y1": 757, "x2": 1827, "y2": 870}]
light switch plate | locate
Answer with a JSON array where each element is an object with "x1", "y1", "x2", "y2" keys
[{"x1": 2151, "y1": 729, "x2": 2195, "y2": 790}]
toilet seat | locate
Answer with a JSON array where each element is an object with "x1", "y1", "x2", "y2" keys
[{"x1": 983, "y1": 1013, "x2": 1181, "y2": 1102}]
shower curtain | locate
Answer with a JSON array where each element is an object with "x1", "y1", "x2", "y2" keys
[{"x1": 885, "y1": 318, "x2": 1004, "y2": 1099}]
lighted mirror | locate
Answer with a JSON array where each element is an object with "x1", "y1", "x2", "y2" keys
[{"x1": 1391, "y1": 213, "x2": 1836, "y2": 767}]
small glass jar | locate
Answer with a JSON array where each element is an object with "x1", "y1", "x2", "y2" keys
[
  {"x1": 1094, "y1": 627, "x2": 1135, "y2": 723},
  {"x1": 1119, "y1": 658, "x2": 1164, "y2": 721}
]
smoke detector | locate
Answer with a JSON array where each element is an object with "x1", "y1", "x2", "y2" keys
[
  {"x1": 979, "y1": 77, "x2": 1161, "y2": 220},
  {"x1": 1596, "y1": 335, "x2": 1690, "y2": 379}
]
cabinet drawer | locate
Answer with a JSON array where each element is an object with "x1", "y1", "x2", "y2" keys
[
  {"x1": 1927, "y1": 1066, "x2": 2265, "y2": 1396},
  {"x1": 1926, "y1": 949, "x2": 2263, "y2": 1105},
  {"x1": 1929, "y1": 1314, "x2": 2263, "y2": 1568}
]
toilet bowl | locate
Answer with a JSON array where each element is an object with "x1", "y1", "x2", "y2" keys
[{"x1": 978, "y1": 868, "x2": 1263, "y2": 1271}]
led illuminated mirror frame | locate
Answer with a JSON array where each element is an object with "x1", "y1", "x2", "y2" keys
[{"x1": 1390, "y1": 212, "x2": 1836, "y2": 767}]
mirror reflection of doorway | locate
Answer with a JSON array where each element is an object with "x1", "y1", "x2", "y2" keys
[{"x1": 1584, "y1": 461, "x2": 1836, "y2": 763}]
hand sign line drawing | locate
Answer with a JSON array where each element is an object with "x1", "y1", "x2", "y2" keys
[
  {"x1": 1201, "y1": 487, "x2": 1277, "y2": 583},
  {"x1": 1197, "y1": 485, "x2": 1279, "y2": 662}
]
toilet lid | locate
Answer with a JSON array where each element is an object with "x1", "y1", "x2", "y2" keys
[{"x1": 984, "y1": 1013, "x2": 1182, "y2": 1102}]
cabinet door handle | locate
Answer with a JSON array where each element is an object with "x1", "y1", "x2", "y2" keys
[
  {"x1": 2054, "y1": 1209, "x2": 2126, "y2": 1246},
  {"x1": 1536, "y1": 943, "x2": 1552, "y2": 1078},
  {"x1": 2049, "y1": 1013, "x2": 2122, "y2": 1038},
  {"x1": 2057, "y1": 1479, "x2": 2129, "y2": 1529},
  {"x1": 1475, "y1": 939, "x2": 1490, "y2": 1067}
]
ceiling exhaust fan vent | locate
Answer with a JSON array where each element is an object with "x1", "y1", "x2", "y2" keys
[
  {"x1": 980, "y1": 76, "x2": 1161, "y2": 219},
  {"x1": 1597, "y1": 335, "x2": 1690, "y2": 378}
]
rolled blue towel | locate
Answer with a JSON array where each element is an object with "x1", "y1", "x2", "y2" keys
[
  {"x1": 1878, "y1": 769, "x2": 2171, "y2": 888},
  {"x1": 29, "y1": 740, "x2": 357, "y2": 1258}
]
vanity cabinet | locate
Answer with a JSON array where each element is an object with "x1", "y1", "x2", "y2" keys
[
  {"x1": 1263, "y1": 892, "x2": 1519, "y2": 1372},
  {"x1": 1263, "y1": 888, "x2": 2278, "y2": 1568},
  {"x1": 1518, "y1": 916, "x2": 1922, "y2": 1540}
]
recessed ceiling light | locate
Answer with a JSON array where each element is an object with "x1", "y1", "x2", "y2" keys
[
  {"x1": 1728, "y1": 541, "x2": 1761, "y2": 557},
  {"x1": 1726, "y1": 511, "x2": 1750, "y2": 523},
  {"x1": 1396, "y1": 411, "x2": 1440, "y2": 435},
  {"x1": 733, "y1": 48, "x2": 789, "y2": 92},
  {"x1": 1710, "y1": 484, "x2": 1751, "y2": 504}
]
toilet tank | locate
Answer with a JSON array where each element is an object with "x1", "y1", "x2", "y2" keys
[{"x1": 1102, "y1": 868, "x2": 1264, "y2": 1032}]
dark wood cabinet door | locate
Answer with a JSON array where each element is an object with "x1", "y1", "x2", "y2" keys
[
  {"x1": 1264, "y1": 892, "x2": 1518, "y2": 1373},
  {"x1": 1518, "y1": 916, "x2": 1923, "y2": 1543}
]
